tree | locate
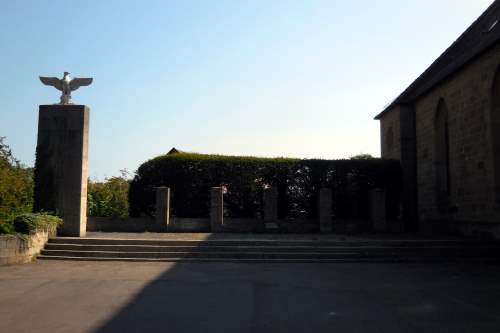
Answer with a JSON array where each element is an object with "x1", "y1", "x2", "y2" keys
[
  {"x1": 87, "y1": 175, "x2": 130, "y2": 218},
  {"x1": 349, "y1": 153, "x2": 376, "y2": 160},
  {"x1": 0, "y1": 137, "x2": 34, "y2": 233}
]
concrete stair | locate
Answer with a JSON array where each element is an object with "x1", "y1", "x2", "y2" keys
[{"x1": 38, "y1": 237, "x2": 500, "y2": 263}]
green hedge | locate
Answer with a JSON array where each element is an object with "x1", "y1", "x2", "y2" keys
[
  {"x1": 129, "y1": 152, "x2": 401, "y2": 220},
  {"x1": 12, "y1": 213, "x2": 62, "y2": 235}
]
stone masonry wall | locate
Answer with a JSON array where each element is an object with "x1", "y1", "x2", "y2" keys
[
  {"x1": 0, "y1": 229, "x2": 54, "y2": 265},
  {"x1": 380, "y1": 105, "x2": 401, "y2": 160},
  {"x1": 415, "y1": 43, "x2": 500, "y2": 225}
]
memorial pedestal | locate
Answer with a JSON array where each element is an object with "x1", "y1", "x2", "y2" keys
[
  {"x1": 318, "y1": 188, "x2": 333, "y2": 233},
  {"x1": 155, "y1": 187, "x2": 171, "y2": 231},
  {"x1": 210, "y1": 187, "x2": 224, "y2": 232},
  {"x1": 34, "y1": 105, "x2": 89, "y2": 237}
]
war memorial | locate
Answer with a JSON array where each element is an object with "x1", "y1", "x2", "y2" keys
[
  {"x1": 2, "y1": 3, "x2": 500, "y2": 333},
  {"x1": 18, "y1": 66, "x2": 498, "y2": 263}
]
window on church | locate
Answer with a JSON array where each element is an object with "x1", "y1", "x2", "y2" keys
[{"x1": 434, "y1": 99, "x2": 451, "y2": 211}]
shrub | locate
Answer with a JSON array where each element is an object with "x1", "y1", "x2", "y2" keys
[
  {"x1": 0, "y1": 220, "x2": 15, "y2": 234},
  {"x1": 87, "y1": 175, "x2": 130, "y2": 218},
  {"x1": 12, "y1": 213, "x2": 62, "y2": 235},
  {"x1": 129, "y1": 152, "x2": 401, "y2": 220},
  {"x1": 0, "y1": 137, "x2": 34, "y2": 233},
  {"x1": 350, "y1": 153, "x2": 376, "y2": 160}
]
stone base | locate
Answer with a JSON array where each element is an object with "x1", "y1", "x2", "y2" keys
[
  {"x1": 0, "y1": 228, "x2": 55, "y2": 265},
  {"x1": 370, "y1": 189, "x2": 387, "y2": 232},
  {"x1": 210, "y1": 187, "x2": 224, "y2": 232},
  {"x1": 265, "y1": 222, "x2": 279, "y2": 231},
  {"x1": 34, "y1": 105, "x2": 89, "y2": 237}
]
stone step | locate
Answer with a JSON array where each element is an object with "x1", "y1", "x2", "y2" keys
[
  {"x1": 40, "y1": 249, "x2": 363, "y2": 259},
  {"x1": 43, "y1": 243, "x2": 500, "y2": 255},
  {"x1": 37, "y1": 254, "x2": 500, "y2": 263},
  {"x1": 40, "y1": 248, "x2": 500, "y2": 260},
  {"x1": 47, "y1": 237, "x2": 499, "y2": 248},
  {"x1": 40, "y1": 237, "x2": 500, "y2": 263}
]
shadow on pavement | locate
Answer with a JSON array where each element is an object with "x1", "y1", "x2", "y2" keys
[{"x1": 90, "y1": 233, "x2": 500, "y2": 333}]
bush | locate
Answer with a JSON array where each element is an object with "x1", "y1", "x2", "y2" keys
[
  {"x1": 350, "y1": 153, "x2": 376, "y2": 160},
  {"x1": 0, "y1": 137, "x2": 34, "y2": 233},
  {"x1": 129, "y1": 152, "x2": 401, "y2": 220},
  {"x1": 0, "y1": 220, "x2": 15, "y2": 234},
  {"x1": 87, "y1": 175, "x2": 130, "y2": 218},
  {"x1": 12, "y1": 213, "x2": 62, "y2": 235}
]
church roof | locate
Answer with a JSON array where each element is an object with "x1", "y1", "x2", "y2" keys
[
  {"x1": 375, "y1": 0, "x2": 500, "y2": 120},
  {"x1": 167, "y1": 148, "x2": 182, "y2": 155},
  {"x1": 167, "y1": 147, "x2": 196, "y2": 155}
]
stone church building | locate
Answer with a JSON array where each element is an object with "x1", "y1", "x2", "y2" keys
[{"x1": 375, "y1": 1, "x2": 500, "y2": 236}]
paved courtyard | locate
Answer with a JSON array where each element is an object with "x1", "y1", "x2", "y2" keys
[{"x1": 1, "y1": 260, "x2": 500, "y2": 333}]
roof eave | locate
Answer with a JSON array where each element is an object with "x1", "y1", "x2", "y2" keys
[{"x1": 374, "y1": 102, "x2": 398, "y2": 120}]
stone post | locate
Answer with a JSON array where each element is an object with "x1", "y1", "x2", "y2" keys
[
  {"x1": 370, "y1": 188, "x2": 387, "y2": 232},
  {"x1": 210, "y1": 187, "x2": 224, "y2": 232},
  {"x1": 263, "y1": 186, "x2": 279, "y2": 230},
  {"x1": 155, "y1": 187, "x2": 170, "y2": 231},
  {"x1": 263, "y1": 186, "x2": 278, "y2": 221},
  {"x1": 318, "y1": 188, "x2": 333, "y2": 233},
  {"x1": 34, "y1": 105, "x2": 89, "y2": 237}
]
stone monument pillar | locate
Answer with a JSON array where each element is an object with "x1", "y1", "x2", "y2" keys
[
  {"x1": 155, "y1": 187, "x2": 171, "y2": 231},
  {"x1": 318, "y1": 188, "x2": 333, "y2": 233},
  {"x1": 263, "y1": 186, "x2": 279, "y2": 231},
  {"x1": 34, "y1": 105, "x2": 90, "y2": 237},
  {"x1": 263, "y1": 187, "x2": 278, "y2": 222},
  {"x1": 210, "y1": 187, "x2": 224, "y2": 232},
  {"x1": 370, "y1": 188, "x2": 387, "y2": 232}
]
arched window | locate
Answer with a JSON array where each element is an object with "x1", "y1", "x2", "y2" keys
[
  {"x1": 491, "y1": 66, "x2": 500, "y2": 204},
  {"x1": 434, "y1": 99, "x2": 450, "y2": 211}
]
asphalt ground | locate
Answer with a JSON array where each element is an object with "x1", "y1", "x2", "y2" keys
[{"x1": 1, "y1": 260, "x2": 500, "y2": 333}]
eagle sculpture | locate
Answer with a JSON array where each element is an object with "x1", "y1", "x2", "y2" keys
[{"x1": 40, "y1": 72, "x2": 93, "y2": 105}]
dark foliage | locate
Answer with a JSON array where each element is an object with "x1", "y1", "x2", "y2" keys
[{"x1": 130, "y1": 152, "x2": 402, "y2": 221}]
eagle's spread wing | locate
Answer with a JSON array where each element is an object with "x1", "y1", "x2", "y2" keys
[
  {"x1": 70, "y1": 78, "x2": 93, "y2": 91},
  {"x1": 39, "y1": 77, "x2": 63, "y2": 91}
]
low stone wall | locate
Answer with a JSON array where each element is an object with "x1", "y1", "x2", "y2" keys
[
  {"x1": 169, "y1": 218, "x2": 210, "y2": 232},
  {"x1": 87, "y1": 217, "x2": 155, "y2": 232},
  {"x1": 220, "y1": 218, "x2": 264, "y2": 233},
  {"x1": 450, "y1": 221, "x2": 500, "y2": 240},
  {"x1": 88, "y1": 216, "x2": 259, "y2": 233},
  {"x1": 88, "y1": 216, "x2": 319, "y2": 233},
  {"x1": 87, "y1": 216, "x2": 211, "y2": 232},
  {"x1": 272, "y1": 219, "x2": 318, "y2": 233},
  {"x1": 0, "y1": 229, "x2": 55, "y2": 265},
  {"x1": 88, "y1": 216, "x2": 401, "y2": 234}
]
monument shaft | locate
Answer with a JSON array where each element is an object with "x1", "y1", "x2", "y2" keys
[{"x1": 34, "y1": 105, "x2": 89, "y2": 236}]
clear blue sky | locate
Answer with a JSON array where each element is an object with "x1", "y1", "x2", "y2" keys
[{"x1": 0, "y1": 0, "x2": 494, "y2": 179}]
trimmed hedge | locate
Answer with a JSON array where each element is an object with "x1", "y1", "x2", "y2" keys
[
  {"x1": 129, "y1": 152, "x2": 402, "y2": 221},
  {"x1": 13, "y1": 213, "x2": 62, "y2": 235}
]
